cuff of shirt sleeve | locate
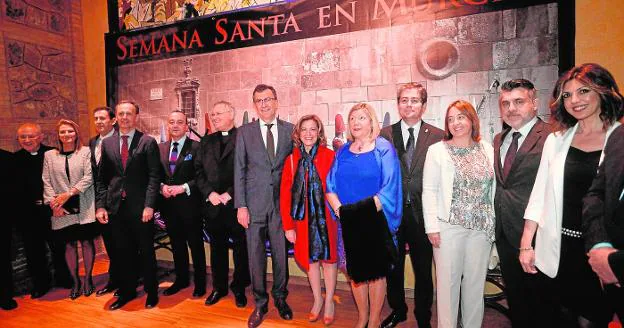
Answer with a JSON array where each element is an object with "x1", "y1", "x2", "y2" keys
[
  {"x1": 183, "y1": 183, "x2": 190, "y2": 196},
  {"x1": 592, "y1": 242, "x2": 614, "y2": 249}
]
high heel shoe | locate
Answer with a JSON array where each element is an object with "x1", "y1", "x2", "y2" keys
[
  {"x1": 70, "y1": 282, "x2": 82, "y2": 300},
  {"x1": 323, "y1": 300, "x2": 335, "y2": 326},
  {"x1": 309, "y1": 299, "x2": 323, "y2": 322},
  {"x1": 83, "y1": 279, "x2": 95, "y2": 297}
]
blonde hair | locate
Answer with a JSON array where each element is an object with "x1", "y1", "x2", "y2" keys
[
  {"x1": 55, "y1": 119, "x2": 83, "y2": 151},
  {"x1": 346, "y1": 103, "x2": 380, "y2": 142}
]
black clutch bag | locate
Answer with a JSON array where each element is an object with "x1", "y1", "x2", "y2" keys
[{"x1": 62, "y1": 194, "x2": 80, "y2": 214}]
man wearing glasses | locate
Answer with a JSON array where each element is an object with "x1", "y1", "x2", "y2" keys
[
  {"x1": 380, "y1": 83, "x2": 444, "y2": 328},
  {"x1": 234, "y1": 84, "x2": 294, "y2": 327}
]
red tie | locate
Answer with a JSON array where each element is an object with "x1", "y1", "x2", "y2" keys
[{"x1": 121, "y1": 135, "x2": 129, "y2": 170}]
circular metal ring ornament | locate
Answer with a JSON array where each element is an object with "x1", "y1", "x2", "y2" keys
[{"x1": 416, "y1": 38, "x2": 460, "y2": 80}]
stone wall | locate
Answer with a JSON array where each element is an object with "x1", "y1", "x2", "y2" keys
[{"x1": 116, "y1": 3, "x2": 559, "y2": 143}]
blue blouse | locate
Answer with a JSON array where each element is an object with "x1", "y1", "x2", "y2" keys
[{"x1": 326, "y1": 137, "x2": 402, "y2": 238}]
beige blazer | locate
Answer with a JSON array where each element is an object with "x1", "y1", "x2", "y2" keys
[{"x1": 42, "y1": 147, "x2": 96, "y2": 230}]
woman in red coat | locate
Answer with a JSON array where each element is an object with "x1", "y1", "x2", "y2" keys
[{"x1": 280, "y1": 114, "x2": 338, "y2": 325}]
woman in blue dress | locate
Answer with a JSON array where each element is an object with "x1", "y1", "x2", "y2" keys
[{"x1": 326, "y1": 103, "x2": 402, "y2": 328}]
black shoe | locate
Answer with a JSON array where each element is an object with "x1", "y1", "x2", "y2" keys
[
  {"x1": 275, "y1": 299, "x2": 293, "y2": 320},
  {"x1": 192, "y1": 287, "x2": 206, "y2": 298},
  {"x1": 204, "y1": 290, "x2": 227, "y2": 305},
  {"x1": 234, "y1": 292, "x2": 247, "y2": 308},
  {"x1": 31, "y1": 288, "x2": 49, "y2": 299},
  {"x1": 247, "y1": 306, "x2": 268, "y2": 328},
  {"x1": 96, "y1": 283, "x2": 117, "y2": 297},
  {"x1": 145, "y1": 293, "x2": 159, "y2": 309},
  {"x1": 380, "y1": 311, "x2": 407, "y2": 328},
  {"x1": 109, "y1": 295, "x2": 136, "y2": 311},
  {"x1": 69, "y1": 283, "x2": 82, "y2": 300},
  {"x1": 0, "y1": 298, "x2": 17, "y2": 310},
  {"x1": 83, "y1": 279, "x2": 95, "y2": 297},
  {"x1": 163, "y1": 283, "x2": 189, "y2": 296}
]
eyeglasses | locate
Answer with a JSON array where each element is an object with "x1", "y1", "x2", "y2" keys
[
  {"x1": 399, "y1": 98, "x2": 423, "y2": 106},
  {"x1": 254, "y1": 97, "x2": 275, "y2": 105}
]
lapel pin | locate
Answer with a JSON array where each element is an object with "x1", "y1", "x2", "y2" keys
[{"x1": 425, "y1": 129, "x2": 429, "y2": 133}]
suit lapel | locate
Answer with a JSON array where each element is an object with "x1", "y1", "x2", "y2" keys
[
  {"x1": 494, "y1": 128, "x2": 509, "y2": 184},
  {"x1": 109, "y1": 133, "x2": 123, "y2": 172},
  {"x1": 411, "y1": 122, "x2": 433, "y2": 174},
  {"x1": 173, "y1": 139, "x2": 191, "y2": 175},
  {"x1": 124, "y1": 130, "x2": 142, "y2": 171},
  {"x1": 274, "y1": 119, "x2": 290, "y2": 167},
  {"x1": 160, "y1": 141, "x2": 171, "y2": 177},
  {"x1": 508, "y1": 120, "x2": 546, "y2": 179}
]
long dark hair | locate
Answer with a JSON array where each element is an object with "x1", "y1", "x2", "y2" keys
[{"x1": 550, "y1": 63, "x2": 624, "y2": 131}]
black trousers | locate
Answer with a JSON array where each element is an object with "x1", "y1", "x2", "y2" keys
[
  {"x1": 110, "y1": 201, "x2": 158, "y2": 298},
  {"x1": 386, "y1": 205, "x2": 434, "y2": 327},
  {"x1": 16, "y1": 205, "x2": 71, "y2": 291},
  {"x1": 164, "y1": 212, "x2": 206, "y2": 288},
  {"x1": 207, "y1": 207, "x2": 250, "y2": 294},
  {"x1": 99, "y1": 222, "x2": 120, "y2": 287},
  {"x1": 0, "y1": 220, "x2": 13, "y2": 301},
  {"x1": 497, "y1": 233, "x2": 559, "y2": 328}
]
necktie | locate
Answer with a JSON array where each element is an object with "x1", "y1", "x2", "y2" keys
[
  {"x1": 405, "y1": 127, "x2": 415, "y2": 170},
  {"x1": 121, "y1": 135, "x2": 129, "y2": 170},
  {"x1": 266, "y1": 123, "x2": 275, "y2": 163},
  {"x1": 503, "y1": 132, "x2": 521, "y2": 179},
  {"x1": 169, "y1": 142, "x2": 179, "y2": 174}
]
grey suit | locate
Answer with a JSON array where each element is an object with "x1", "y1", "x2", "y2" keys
[{"x1": 234, "y1": 119, "x2": 294, "y2": 308}]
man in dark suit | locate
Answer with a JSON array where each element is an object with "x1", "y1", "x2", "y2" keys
[
  {"x1": 95, "y1": 101, "x2": 162, "y2": 310},
  {"x1": 380, "y1": 83, "x2": 444, "y2": 328},
  {"x1": 88, "y1": 106, "x2": 120, "y2": 297},
  {"x1": 14, "y1": 123, "x2": 72, "y2": 298},
  {"x1": 583, "y1": 124, "x2": 624, "y2": 320},
  {"x1": 196, "y1": 101, "x2": 250, "y2": 307},
  {"x1": 493, "y1": 79, "x2": 553, "y2": 327},
  {"x1": 235, "y1": 84, "x2": 294, "y2": 328},
  {"x1": 158, "y1": 110, "x2": 206, "y2": 297},
  {"x1": 0, "y1": 148, "x2": 17, "y2": 310}
]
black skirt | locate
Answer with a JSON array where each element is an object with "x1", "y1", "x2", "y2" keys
[
  {"x1": 54, "y1": 222, "x2": 100, "y2": 242},
  {"x1": 340, "y1": 197, "x2": 397, "y2": 284}
]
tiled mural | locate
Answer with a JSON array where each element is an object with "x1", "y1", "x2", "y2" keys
[
  {"x1": 3, "y1": 0, "x2": 69, "y2": 34},
  {"x1": 117, "y1": 3, "x2": 559, "y2": 144}
]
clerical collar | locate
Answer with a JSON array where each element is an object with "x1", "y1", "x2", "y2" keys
[
  {"x1": 221, "y1": 131, "x2": 228, "y2": 136},
  {"x1": 29, "y1": 151, "x2": 38, "y2": 155}
]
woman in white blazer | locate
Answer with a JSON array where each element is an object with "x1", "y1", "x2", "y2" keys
[
  {"x1": 520, "y1": 63, "x2": 623, "y2": 326},
  {"x1": 43, "y1": 119, "x2": 97, "y2": 300},
  {"x1": 422, "y1": 100, "x2": 495, "y2": 328}
]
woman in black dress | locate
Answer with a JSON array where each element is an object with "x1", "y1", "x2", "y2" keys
[{"x1": 520, "y1": 63, "x2": 624, "y2": 327}]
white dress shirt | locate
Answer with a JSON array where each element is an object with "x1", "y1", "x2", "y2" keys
[
  {"x1": 259, "y1": 117, "x2": 278, "y2": 155},
  {"x1": 401, "y1": 119, "x2": 422, "y2": 149},
  {"x1": 499, "y1": 116, "x2": 538, "y2": 163}
]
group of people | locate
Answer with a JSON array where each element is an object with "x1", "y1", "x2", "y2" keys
[{"x1": 1, "y1": 63, "x2": 623, "y2": 328}]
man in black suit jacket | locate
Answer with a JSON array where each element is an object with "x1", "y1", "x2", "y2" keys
[
  {"x1": 88, "y1": 106, "x2": 120, "y2": 296},
  {"x1": 493, "y1": 79, "x2": 554, "y2": 327},
  {"x1": 14, "y1": 123, "x2": 72, "y2": 298},
  {"x1": 195, "y1": 101, "x2": 250, "y2": 307},
  {"x1": 235, "y1": 84, "x2": 294, "y2": 327},
  {"x1": 0, "y1": 148, "x2": 17, "y2": 310},
  {"x1": 583, "y1": 124, "x2": 624, "y2": 320},
  {"x1": 380, "y1": 83, "x2": 444, "y2": 328},
  {"x1": 95, "y1": 101, "x2": 162, "y2": 310},
  {"x1": 158, "y1": 110, "x2": 206, "y2": 297}
]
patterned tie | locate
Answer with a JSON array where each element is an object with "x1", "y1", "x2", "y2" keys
[
  {"x1": 169, "y1": 142, "x2": 179, "y2": 174},
  {"x1": 503, "y1": 132, "x2": 521, "y2": 179},
  {"x1": 265, "y1": 123, "x2": 275, "y2": 163},
  {"x1": 121, "y1": 135, "x2": 129, "y2": 170},
  {"x1": 95, "y1": 140, "x2": 102, "y2": 165},
  {"x1": 405, "y1": 127, "x2": 415, "y2": 170}
]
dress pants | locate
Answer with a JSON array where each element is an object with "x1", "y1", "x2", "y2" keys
[
  {"x1": 207, "y1": 207, "x2": 249, "y2": 294},
  {"x1": 99, "y1": 222, "x2": 120, "y2": 286},
  {"x1": 246, "y1": 207, "x2": 288, "y2": 309},
  {"x1": 386, "y1": 205, "x2": 434, "y2": 327},
  {"x1": 433, "y1": 221, "x2": 492, "y2": 328},
  {"x1": 17, "y1": 205, "x2": 71, "y2": 291},
  {"x1": 111, "y1": 200, "x2": 158, "y2": 297},
  {"x1": 497, "y1": 232, "x2": 558, "y2": 328},
  {"x1": 164, "y1": 213, "x2": 206, "y2": 288},
  {"x1": 1, "y1": 221, "x2": 13, "y2": 301}
]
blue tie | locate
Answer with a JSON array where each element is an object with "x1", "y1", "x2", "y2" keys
[{"x1": 169, "y1": 142, "x2": 179, "y2": 174}]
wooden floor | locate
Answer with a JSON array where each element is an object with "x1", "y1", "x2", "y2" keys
[{"x1": 1, "y1": 257, "x2": 512, "y2": 327}]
